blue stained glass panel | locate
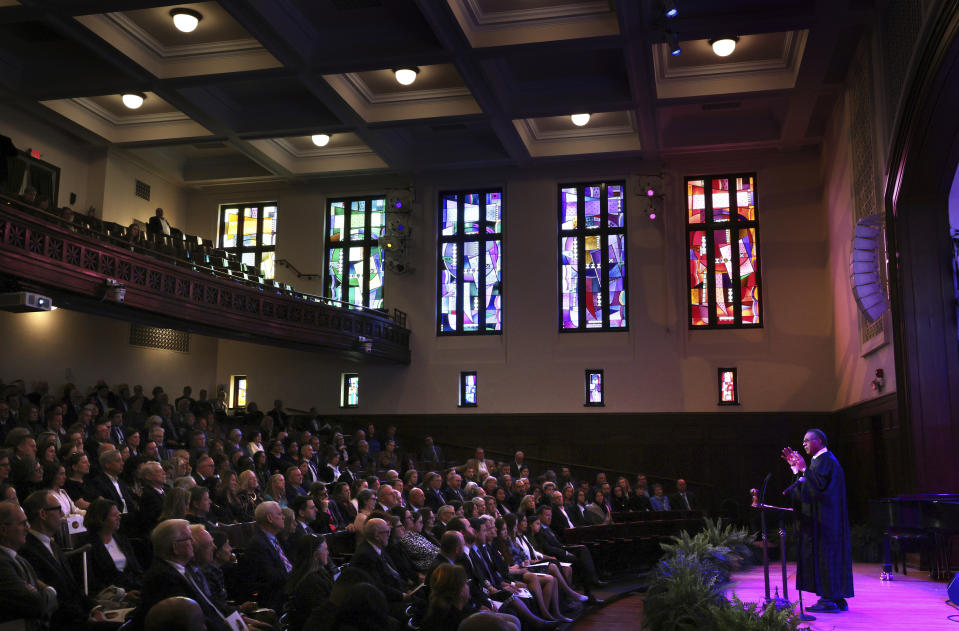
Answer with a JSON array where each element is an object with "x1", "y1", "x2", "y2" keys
[
  {"x1": 350, "y1": 201, "x2": 366, "y2": 239},
  {"x1": 328, "y1": 248, "x2": 344, "y2": 302},
  {"x1": 464, "y1": 194, "x2": 480, "y2": 235},
  {"x1": 585, "y1": 186, "x2": 601, "y2": 229},
  {"x1": 442, "y1": 195, "x2": 458, "y2": 236},
  {"x1": 329, "y1": 202, "x2": 345, "y2": 242},
  {"x1": 584, "y1": 235, "x2": 603, "y2": 328},
  {"x1": 463, "y1": 241, "x2": 480, "y2": 331},
  {"x1": 608, "y1": 234, "x2": 626, "y2": 328},
  {"x1": 608, "y1": 185, "x2": 624, "y2": 228},
  {"x1": 369, "y1": 246, "x2": 384, "y2": 309},
  {"x1": 486, "y1": 192, "x2": 502, "y2": 234},
  {"x1": 348, "y1": 247, "x2": 364, "y2": 306},
  {"x1": 346, "y1": 375, "x2": 359, "y2": 406},
  {"x1": 372, "y1": 198, "x2": 386, "y2": 238},
  {"x1": 561, "y1": 188, "x2": 578, "y2": 230},
  {"x1": 484, "y1": 240, "x2": 502, "y2": 331},
  {"x1": 561, "y1": 236, "x2": 580, "y2": 329},
  {"x1": 588, "y1": 372, "x2": 603, "y2": 403},
  {"x1": 440, "y1": 243, "x2": 459, "y2": 332},
  {"x1": 464, "y1": 373, "x2": 477, "y2": 405}
]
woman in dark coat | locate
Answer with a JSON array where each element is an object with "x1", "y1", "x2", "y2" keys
[
  {"x1": 284, "y1": 535, "x2": 334, "y2": 631},
  {"x1": 82, "y1": 498, "x2": 144, "y2": 594}
]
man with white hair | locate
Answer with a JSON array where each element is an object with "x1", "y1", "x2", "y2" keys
[
  {"x1": 132, "y1": 519, "x2": 232, "y2": 631},
  {"x1": 238, "y1": 501, "x2": 291, "y2": 611},
  {"x1": 0, "y1": 500, "x2": 57, "y2": 630},
  {"x1": 139, "y1": 460, "x2": 168, "y2": 531}
]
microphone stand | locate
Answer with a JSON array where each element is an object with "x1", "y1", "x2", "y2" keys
[{"x1": 788, "y1": 472, "x2": 816, "y2": 623}]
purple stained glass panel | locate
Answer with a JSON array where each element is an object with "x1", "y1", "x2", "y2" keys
[
  {"x1": 463, "y1": 241, "x2": 480, "y2": 331},
  {"x1": 584, "y1": 235, "x2": 603, "y2": 328},
  {"x1": 608, "y1": 185, "x2": 624, "y2": 228},
  {"x1": 442, "y1": 195, "x2": 458, "y2": 236},
  {"x1": 608, "y1": 234, "x2": 626, "y2": 328},
  {"x1": 484, "y1": 240, "x2": 502, "y2": 331},
  {"x1": 585, "y1": 186, "x2": 601, "y2": 229},
  {"x1": 464, "y1": 193, "x2": 480, "y2": 235},
  {"x1": 560, "y1": 236, "x2": 579, "y2": 329},
  {"x1": 486, "y1": 192, "x2": 502, "y2": 234},
  {"x1": 440, "y1": 242, "x2": 458, "y2": 332},
  {"x1": 561, "y1": 188, "x2": 578, "y2": 230},
  {"x1": 711, "y1": 178, "x2": 730, "y2": 223}
]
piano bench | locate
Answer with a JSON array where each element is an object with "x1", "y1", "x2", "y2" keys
[{"x1": 888, "y1": 532, "x2": 928, "y2": 575}]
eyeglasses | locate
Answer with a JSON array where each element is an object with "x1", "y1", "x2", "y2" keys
[
  {"x1": 44, "y1": 506, "x2": 63, "y2": 512},
  {"x1": 174, "y1": 537, "x2": 194, "y2": 544}
]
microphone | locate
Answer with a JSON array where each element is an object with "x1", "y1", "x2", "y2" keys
[{"x1": 782, "y1": 476, "x2": 805, "y2": 496}]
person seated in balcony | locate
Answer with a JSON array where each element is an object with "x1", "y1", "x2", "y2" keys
[{"x1": 649, "y1": 483, "x2": 672, "y2": 512}]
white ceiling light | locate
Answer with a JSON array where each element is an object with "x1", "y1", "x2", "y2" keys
[
  {"x1": 570, "y1": 113, "x2": 591, "y2": 127},
  {"x1": 394, "y1": 67, "x2": 419, "y2": 86},
  {"x1": 311, "y1": 134, "x2": 331, "y2": 147},
  {"x1": 170, "y1": 8, "x2": 202, "y2": 33},
  {"x1": 121, "y1": 93, "x2": 145, "y2": 109},
  {"x1": 710, "y1": 37, "x2": 738, "y2": 57}
]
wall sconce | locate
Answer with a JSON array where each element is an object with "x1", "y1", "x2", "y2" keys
[{"x1": 871, "y1": 368, "x2": 885, "y2": 393}]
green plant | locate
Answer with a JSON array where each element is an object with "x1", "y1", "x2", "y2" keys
[
  {"x1": 707, "y1": 594, "x2": 801, "y2": 631},
  {"x1": 643, "y1": 553, "x2": 726, "y2": 631},
  {"x1": 702, "y1": 516, "x2": 757, "y2": 567}
]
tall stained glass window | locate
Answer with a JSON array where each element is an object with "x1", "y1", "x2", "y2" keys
[
  {"x1": 559, "y1": 182, "x2": 627, "y2": 330},
  {"x1": 686, "y1": 175, "x2": 762, "y2": 328},
  {"x1": 438, "y1": 189, "x2": 503, "y2": 334},
  {"x1": 585, "y1": 369, "x2": 605, "y2": 406},
  {"x1": 218, "y1": 202, "x2": 278, "y2": 278},
  {"x1": 340, "y1": 373, "x2": 359, "y2": 408},
  {"x1": 325, "y1": 196, "x2": 386, "y2": 309},
  {"x1": 459, "y1": 371, "x2": 477, "y2": 407},
  {"x1": 718, "y1": 367, "x2": 739, "y2": 405}
]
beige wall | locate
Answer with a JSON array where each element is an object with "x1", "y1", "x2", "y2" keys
[
  {"x1": 0, "y1": 309, "x2": 218, "y2": 398},
  {"x1": 822, "y1": 96, "x2": 897, "y2": 408},
  {"x1": 190, "y1": 150, "x2": 837, "y2": 414},
  {"x1": 101, "y1": 149, "x2": 187, "y2": 229}
]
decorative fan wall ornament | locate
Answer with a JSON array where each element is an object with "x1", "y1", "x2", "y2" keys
[{"x1": 850, "y1": 214, "x2": 888, "y2": 323}]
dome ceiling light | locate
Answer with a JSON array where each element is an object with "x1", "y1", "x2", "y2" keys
[
  {"x1": 311, "y1": 134, "x2": 331, "y2": 147},
  {"x1": 170, "y1": 8, "x2": 202, "y2": 33},
  {"x1": 394, "y1": 67, "x2": 419, "y2": 86},
  {"x1": 710, "y1": 37, "x2": 739, "y2": 57},
  {"x1": 570, "y1": 113, "x2": 591, "y2": 127},
  {"x1": 121, "y1": 93, "x2": 145, "y2": 109}
]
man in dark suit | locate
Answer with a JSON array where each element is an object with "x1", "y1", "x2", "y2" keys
[
  {"x1": 669, "y1": 478, "x2": 697, "y2": 511},
  {"x1": 348, "y1": 517, "x2": 412, "y2": 618},
  {"x1": 0, "y1": 501, "x2": 57, "y2": 630},
  {"x1": 239, "y1": 501, "x2": 291, "y2": 611},
  {"x1": 424, "y1": 472, "x2": 447, "y2": 512},
  {"x1": 285, "y1": 466, "x2": 308, "y2": 505},
  {"x1": 420, "y1": 436, "x2": 444, "y2": 464},
  {"x1": 85, "y1": 448, "x2": 137, "y2": 518},
  {"x1": 130, "y1": 519, "x2": 232, "y2": 631},
  {"x1": 20, "y1": 491, "x2": 96, "y2": 628},
  {"x1": 443, "y1": 473, "x2": 467, "y2": 504},
  {"x1": 138, "y1": 461, "x2": 168, "y2": 532},
  {"x1": 147, "y1": 207, "x2": 171, "y2": 237},
  {"x1": 192, "y1": 455, "x2": 218, "y2": 493},
  {"x1": 534, "y1": 505, "x2": 605, "y2": 590},
  {"x1": 548, "y1": 491, "x2": 575, "y2": 539},
  {"x1": 290, "y1": 495, "x2": 316, "y2": 542}
]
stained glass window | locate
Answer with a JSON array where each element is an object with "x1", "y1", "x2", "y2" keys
[
  {"x1": 230, "y1": 375, "x2": 247, "y2": 409},
  {"x1": 686, "y1": 175, "x2": 762, "y2": 328},
  {"x1": 585, "y1": 369, "x2": 604, "y2": 406},
  {"x1": 438, "y1": 189, "x2": 503, "y2": 335},
  {"x1": 325, "y1": 196, "x2": 386, "y2": 309},
  {"x1": 560, "y1": 182, "x2": 627, "y2": 331},
  {"x1": 459, "y1": 371, "x2": 477, "y2": 407},
  {"x1": 341, "y1": 373, "x2": 359, "y2": 408},
  {"x1": 218, "y1": 203, "x2": 278, "y2": 279},
  {"x1": 718, "y1": 367, "x2": 739, "y2": 405}
]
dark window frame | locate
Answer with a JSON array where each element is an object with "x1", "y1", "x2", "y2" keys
[
  {"x1": 558, "y1": 181, "x2": 629, "y2": 332},
  {"x1": 437, "y1": 188, "x2": 504, "y2": 336},
  {"x1": 584, "y1": 368, "x2": 605, "y2": 407},
  {"x1": 685, "y1": 174, "x2": 763, "y2": 329}
]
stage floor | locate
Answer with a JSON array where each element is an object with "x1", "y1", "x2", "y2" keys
[
  {"x1": 726, "y1": 562, "x2": 954, "y2": 630},
  {"x1": 573, "y1": 562, "x2": 956, "y2": 630}
]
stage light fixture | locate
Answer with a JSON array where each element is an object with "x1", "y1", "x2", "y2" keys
[
  {"x1": 710, "y1": 37, "x2": 739, "y2": 57},
  {"x1": 570, "y1": 113, "x2": 591, "y2": 127},
  {"x1": 664, "y1": 0, "x2": 678, "y2": 18},
  {"x1": 121, "y1": 93, "x2": 145, "y2": 109},
  {"x1": 394, "y1": 67, "x2": 419, "y2": 86},
  {"x1": 311, "y1": 134, "x2": 331, "y2": 147},
  {"x1": 170, "y1": 8, "x2": 202, "y2": 33},
  {"x1": 667, "y1": 32, "x2": 682, "y2": 56}
]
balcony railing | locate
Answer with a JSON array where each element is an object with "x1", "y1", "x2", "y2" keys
[{"x1": 0, "y1": 195, "x2": 411, "y2": 363}]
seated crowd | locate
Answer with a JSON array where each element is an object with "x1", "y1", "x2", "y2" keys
[{"x1": 0, "y1": 378, "x2": 697, "y2": 631}]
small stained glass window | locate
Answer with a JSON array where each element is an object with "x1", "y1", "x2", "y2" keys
[
  {"x1": 459, "y1": 371, "x2": 477, "y2": 407},
  {"x1": 341, "y1": 373, "x2": 359, "y2": 408},
  {"x1": 230, "y1": 375, "x2": 247, "y2": 409},
  {"x1": 718, "y1": 367, "x2": 739, "y2": 405},
  {"x1": 585, "y1": 369, "x2": 605, "y2": 406}
]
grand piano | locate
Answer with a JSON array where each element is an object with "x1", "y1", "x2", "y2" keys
[{"x1": 868, "y1": 494, "x2": 959, "y2": 579}]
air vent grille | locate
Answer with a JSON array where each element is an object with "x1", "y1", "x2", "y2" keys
[
  {"x1": 130, "y1": 325, "x2": 190, "y2": 353},
  {"x1": 135, "y1": 179, "x2": 151, "y2": 201}
]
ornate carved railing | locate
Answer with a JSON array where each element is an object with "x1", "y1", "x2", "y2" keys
[{"x1": 0, "y1": 197, "x2": 411, "y2": 363}]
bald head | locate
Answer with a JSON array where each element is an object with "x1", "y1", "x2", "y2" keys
[{"x1": 145, "y1": 597, "x2": 206, "y2": 631}]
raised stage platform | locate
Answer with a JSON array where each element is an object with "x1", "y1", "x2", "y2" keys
[{"x1": 572, "y1": 563, "x2": 956, "y2": 630}]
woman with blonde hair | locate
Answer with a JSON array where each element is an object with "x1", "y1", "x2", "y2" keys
[{"x1": 158, "y1": 487, "x2": 190, "y2": 521}]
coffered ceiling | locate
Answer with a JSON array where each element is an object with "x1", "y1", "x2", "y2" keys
[{"x1": 0, "y1": 0, "x2": 873, "y2": 186}]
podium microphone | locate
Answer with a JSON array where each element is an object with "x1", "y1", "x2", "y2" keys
[{"x1": 782, "y1": 476, "x2": 805, "y2": 495}]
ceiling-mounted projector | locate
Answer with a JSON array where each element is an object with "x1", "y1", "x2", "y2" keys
[{"x1": 0, "y1": 292, "x2": 54, "y2": 312}]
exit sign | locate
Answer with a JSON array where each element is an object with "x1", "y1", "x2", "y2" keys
[{"x1": 29, "y1": 149, "x2": 40, "y2": 159}]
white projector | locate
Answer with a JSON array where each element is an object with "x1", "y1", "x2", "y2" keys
[{"x1": 0, "y1": 291, "x2": 54, "y2": 312}]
